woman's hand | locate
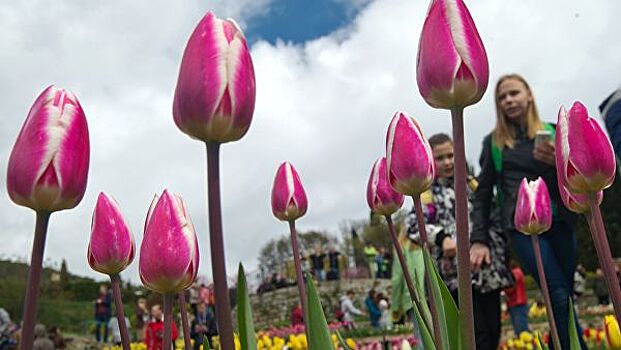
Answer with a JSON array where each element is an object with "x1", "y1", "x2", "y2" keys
[
  {"x1": 470, "y1": 242, "x2": 491, "y2": 271},
  {"x1": 533, "y1": 140, "x2": 555, "y2": 166}
]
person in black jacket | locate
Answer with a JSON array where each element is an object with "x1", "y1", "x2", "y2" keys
[{"x1": 470, "y1": 74, "x2": 586, "y2": 350}]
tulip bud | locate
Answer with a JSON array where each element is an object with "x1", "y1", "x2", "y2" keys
[
  {"x1": 400, "y1": 339, "x2": 412, "y2": 350},
  {"x1": 605, "y1": 315, "x2": 621, "y2": 350},
  {"x1": 556, "y1": 102, "x2": 616, "y2": 194},
  {"x1": 557, "y1": 171, "x2": 603, "y2": 214},
  {"x1": 514, "y1": 177, "x2": 552, "y2": 235},
  {"x1": 385, "y1": 112, "x2": 435, "y2": 195},
  {"x1": 173, "y1": 12, "x2": 256, "y2": 143},
  {"x1": 87, "y1": 193, "x2": 135, "y2": 275},
  {"x1": 367, "y1": 157, "x2": 404, "y2": 216},
  {"x1": 7, "y1": 86, "x2": 90, "y2": 212},
  {"x1": 416, "y1": 0, "x2": 489, "y2": 109},
  {"x1": 140, "y1": 190, "x2": 199, "y2": 294},
  {"x1": 271, "y1": 162, "x2": 308, "y2": 222}
]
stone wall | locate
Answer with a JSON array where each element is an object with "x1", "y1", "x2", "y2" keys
[{"x1": 242, "y1": 278, "x2": 392, "y2": 329}]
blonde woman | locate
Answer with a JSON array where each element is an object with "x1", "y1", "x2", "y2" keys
[{"x1": 470, "y1": 74, "x2": 586, "y2": 349}]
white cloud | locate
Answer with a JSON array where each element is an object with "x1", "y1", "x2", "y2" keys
[{"x1": 1, "y1": 0, "x2": 620, "y2": 285}]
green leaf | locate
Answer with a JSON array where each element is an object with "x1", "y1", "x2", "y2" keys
[
  {"x1": 203, "y1": 336, "x2": 211, "y2": 350},
  {"x1": 428, "y1": 249, "x2": 461, "y2": 350},
  {"x1": 413, "y1": 268, "x2": 433, "y2": 332},
  {"x1": 536, "y1": 331, "x2": 549, "y2": 350},
  {"x1": 335, "y1": 330, "x2": 352, "y2": 350},
  {"x1": 568, "y1": 298, "x2": 581, "y2": 350},
  {"x1": 237, "y1": 264, "x2": 257, "y2": 350},
  {"x1": 423, "y1": 248, "x2": 451, "y2": 349},
  {"x1": 305, "y1": 273, "x2": 336, "y2": 350},
  {"x1": 412, "y1": 298, "x2": 437, "y2": 350}
]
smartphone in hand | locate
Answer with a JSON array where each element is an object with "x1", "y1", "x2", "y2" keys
[{"x1": 535, "y1": 130, "x2": 552, "y2": 147}]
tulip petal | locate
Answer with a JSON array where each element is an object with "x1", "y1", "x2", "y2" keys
[
  {"x1": 417, "y1": 0, "x2": 488, "y2": 109},
  {"x1": 366, "y1": 157, "x2": 404, "y2": 216},
  {"x1": 557, "y1": 102, "x2": 616, "y2": 194},
  {"x1": 88, "y1": 193, "x2": 135, "y2": 275},
  {"x1": 514, "y1": 177, "x2": 551, "y2": 235},
  {"x1": 140, "y1": 190, "x2": 198, "y2": 293},
  {"x1": 271, "y1": 162, "x2": 308, "y2": 221},
  {"x1": 173, "y1": 12, "x2": 228, "y2": 140},
  {"x1": 7, "y1": 86, "x2": 89, "y2": 212},
  {"x1": 386, "y1": 112, "x2": 435, "y2": 195}
]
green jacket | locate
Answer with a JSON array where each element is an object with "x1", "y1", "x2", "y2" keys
[{"x1": 390, "y1": 241, "x2": 425, "y2": 314}]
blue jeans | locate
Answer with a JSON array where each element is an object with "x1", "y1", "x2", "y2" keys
[
  {"x1": 509, "y1": 221, "x2": 587, "y2": 350},
  {"x1": 95, "y1": 315, "x2": 109, "y2": 342},
  {"x1": 508, "y1": 304, "x2": 530, "y2": 335}
]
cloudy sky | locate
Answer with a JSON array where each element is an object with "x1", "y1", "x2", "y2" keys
[{"x1": 1, "y1": 0, "x2": 620, "y2": 286}]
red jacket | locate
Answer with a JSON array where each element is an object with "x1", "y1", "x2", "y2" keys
[
  {"x1": 505, "y1": 267, "x2": 528, "y2": 307},
  {"x1": 145, "y1": 319, "x2": 178, "y2": 350}
]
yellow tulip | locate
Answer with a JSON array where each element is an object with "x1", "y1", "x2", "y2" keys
[{"x1": 605, "y1": 315, "x2": 621, "y2": 350}]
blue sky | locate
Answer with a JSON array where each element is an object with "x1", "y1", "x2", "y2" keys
[{"x1": 246, "y1": 0, "x2": 368, "y2": 44}]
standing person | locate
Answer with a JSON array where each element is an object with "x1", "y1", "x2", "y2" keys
[
  {"x1": 309, "y1": 245, "x2": 326, "y2": 281},
  {"x1": 340, "y1": 290, "x2": 365, "y2": 329},
  {"x1": 390, "y1": 229, "x2": 425, "y2": 348},
  {"x1": 327, "y1": 246, "x2": 341, "y2": 281},
  {"x1": 107, "y1": 312, "x2": 131, "y2": 346},
  {"x1": 363, "y1": 242, "x2": 379, "y2": 278},
  {"x1": 376, "y1": 293, "x2": 391, "y2": 330},
  {"x1": 290, "y1": 303, "x2": 304, "y2": 326},
  {"x1": 135, "y1": 297, "x2": 150, "y2": 342},
  {"x1": 470, "y1": 74, "x2": 587, "y2": 349},
  {"x1": 188, "y1": 283, "x2": 200, "y2": 317},
  {"x1": 32, "y1": 324, "x2": 54, "y2": 350},
  {"x1": 145, "y1": 304, "x2": 178, "y2": 350},
  {"x1": 364, "y1": 289, "x2": 381, "y2": 328},
  {"x1": 374, "y1": 249, "x2": 385, "y2": 279},
  {"x1": 190, "y1": 302, "x2": 217, "y2": 350},
  {"x1": 592, "y1": 268, "x2": 610, "y2": 305},
  {"x1": 574, "y1": 264, "x2": 587, "y2": 298},
  {"x1": 505, "y1": 263, "x2": 530, "y2": 336},
  {"x1": 94, "y1": 284, "x2": 112, "y2": 343},
  {"x1": 408, "y1": 133, "x2": 514, "y2": 350},
  {"x1": 600, "y1": 86, "x2": 621, "y2": 160}
]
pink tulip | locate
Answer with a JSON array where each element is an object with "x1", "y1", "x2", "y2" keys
[
  {"x1": 367, "y1": 157, "x2": 405, "y2": 216},
  {"x1": 514, "y1": 177, "x2": 552, "y2": 235},
  {"x1": 88, "y1": 193, "x2": 135, "y2": 275},
  {"x1": 385, "y1": 112, "x2": 435, "y2": 195},
  {"x1": 173, "y1": 12, "x2": 256, "y2": 143},
  {"x1": 140, "y1": 190, "x2": 199, "y2": 294},
  {"x1": 271, "y1": 162, "x2": 308, "y2": 222},
  {"x1": 556, "y1": 102, "x2": 616, "y2": 194},
  {"x1": 7, "y1": 86, "x2": 90, "y2": 212},
  {"x1": 416, "y1": 0, "x2": 489, "y2": 109},
  {"x1": 557, "y1": 171, "x2": 603, "y2": 214}
]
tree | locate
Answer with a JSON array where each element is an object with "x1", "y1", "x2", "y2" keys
[
  {"x1": 257, "y1": 230, "x2": 335, "y2": 277},
  {"x1": 59, "y1": 259, "x2": 70, "y2": 290}
]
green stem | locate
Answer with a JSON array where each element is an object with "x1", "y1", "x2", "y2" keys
[
  {"x1": 110, "y1": 274, "x2": 131, "y2": 350},
  {"x1": 288, "y1": 220, "x2": 309, "y2": 340},
  {"x1": 413, "y1": 195, "x2": 443, "y2": 349},
  {"x1": 587, "y1": 195, "x2": 621, "y2": 323},
  {"x1": 385, "y1": 215, "x2": 433, "y2": 335},
  {"x1": 531, "y1": 234, "x2": 560, "y2": 349},
  {"x1": 178, "y1": 292, "x2": 192, "y2": 350},
  {"x1": 205, "y1": 142, "x2": 234, "y2": 350},
  {"x1": 19, "y1": 211, "x2": 51, "y2": 350},
  {"x1": 163, "y1": 293, "x2": 174, "y2": 350},
  {"x1": 450, "y1": 107, "x2": 475, "y2": 350}
]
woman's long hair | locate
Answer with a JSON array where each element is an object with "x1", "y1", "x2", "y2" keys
[{"x1": 493, "y1": 74, "x2": 544, "y2": 149}]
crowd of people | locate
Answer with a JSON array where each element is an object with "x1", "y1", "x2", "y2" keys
[
  {"x1": 87, "y1": 282, "x2": 218, "y2": 350},
  {"x1": 324, "y1": 75, "x2": 621, "y2": 350}
]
